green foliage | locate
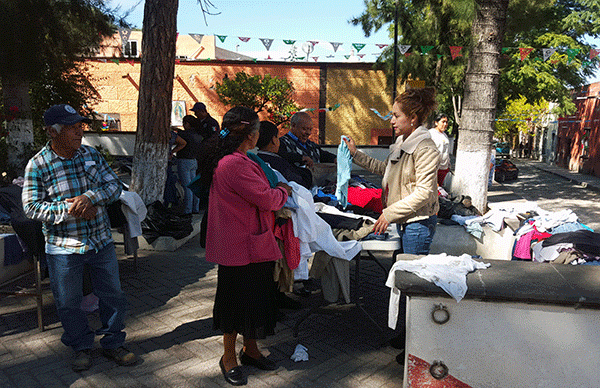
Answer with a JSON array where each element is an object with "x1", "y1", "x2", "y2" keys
[
  {"x1": 215, "y1": 72, "x2": 300, "y2": 126},
  {"x1": 351, "y1": 0, "x2": 599, "y2": 116},
  {"x1": 94, "y1": 144, "x2": 115, "y2": 166},
  {"x1": 495, "y1": 96, "x2": 549, "y2": 142}
]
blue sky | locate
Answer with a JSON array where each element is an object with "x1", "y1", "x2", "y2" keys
[
  {"x1": 110, "y1": 0, "x2": 599, "y2": 82},
  {"x1": 110, "y1": 0, "x2": 393, "y2": 62}
]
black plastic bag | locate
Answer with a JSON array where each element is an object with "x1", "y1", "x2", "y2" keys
[{"x1": 141, "y1": 201, "x2": 193, "y2": 243}]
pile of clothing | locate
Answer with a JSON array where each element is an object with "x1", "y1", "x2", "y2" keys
[{"x1": 511, "y1": 209, "x2": 599, "y2": 265}]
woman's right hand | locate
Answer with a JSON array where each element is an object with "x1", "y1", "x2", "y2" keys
[
  {"x1": 343, "y1": 136, "x2": 357, "y2": 156},
  {"x1": 277, "y1": 182, "x2": 292, "y2": 195}
]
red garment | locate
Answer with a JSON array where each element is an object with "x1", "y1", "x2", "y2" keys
[
  {"x1": 274, "y1": 219, "x2": 301, "y2": 270},
  {"x1": 347, "y1": 187, "x2": 383, "y2": 213},
  {"x1": 437, "y1": 168, "x2": 450, "y2": 186}
]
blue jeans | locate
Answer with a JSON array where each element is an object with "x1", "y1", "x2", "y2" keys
[
  {"x1": 46, "y1": 243, "x2": 127, "y2": 351},
  {"x1": 163, "y1": 161, "x2": 179, "y2": 207},
  {"x1": 397, "y1": 215, "x2": 437, "y2": 255},
  {"x1": 177, "y1": 158, "x2": 199, "y2": 214}
]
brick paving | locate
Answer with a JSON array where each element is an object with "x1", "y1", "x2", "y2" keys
[{"x1": 0, "y1": 235, "x2": 403, "y2": 387}]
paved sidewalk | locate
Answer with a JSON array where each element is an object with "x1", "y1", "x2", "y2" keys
[
  {"x1": 0, "y1": 237, "x2": 402, "y2": 387},
  {"x1": 519, "y1": 159, "x2": 600, "y2": 193}
]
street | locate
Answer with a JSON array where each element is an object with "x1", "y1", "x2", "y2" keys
[{"x1": 494, "y1": 160, "x2": 600, "y2": 231}]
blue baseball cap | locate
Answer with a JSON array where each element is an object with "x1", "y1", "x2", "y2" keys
[{"x1": 43, "y1": 104, "x2": 92, "y2": 126}]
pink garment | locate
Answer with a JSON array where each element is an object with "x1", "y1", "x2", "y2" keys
[
  {"x1": 274, "y1": 219, "x2": 301, "y2": 270},
  {"x1": 205, "y1": 151, "x2": 288, "y2": 266},
  {"x1": 514, "y1": 226, "x2": 552, "y2": 260}
]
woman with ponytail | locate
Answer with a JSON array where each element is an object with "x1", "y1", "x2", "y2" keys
[
  {"x1": 198, "y1": 106, "x2": 291, "y2": 386},
  {"x1": 343, "y1": 88, "x2": 441, "y2": 362}
]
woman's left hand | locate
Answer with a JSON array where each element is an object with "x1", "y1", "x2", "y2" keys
[{"x1": 373, "y1": 213, "x2": 390, "y2": 235}]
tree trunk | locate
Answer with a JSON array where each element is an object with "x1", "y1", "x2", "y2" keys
[
  {"x1": 129, "y1": 0, "x2": 179, "y2": 205},
  {"x1": 451, "y1": 0, "x2": 509, "y2": 213},
  {"x1": 2, "y1": 73, "x2": 33, "y2": 177}
]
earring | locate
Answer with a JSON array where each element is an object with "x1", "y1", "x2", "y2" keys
[{"x1": 411, "y1": 122, "x2": 414, "y2": 127}]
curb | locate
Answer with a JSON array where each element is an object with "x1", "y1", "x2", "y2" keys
[{"x1": 525, "y1": 162, "x2": 600, "y2": 194}]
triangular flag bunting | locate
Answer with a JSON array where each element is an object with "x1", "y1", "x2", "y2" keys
[
  {"x1": 266, "y1": 55, "x2": 272, "y2": 60},
  {"x1": 283, "y1": 40, "x2": 296, "y2": 45},
  {"x1": 259, "y1": 38, "x2": 273, "y2": 50},
  {"x1": 216, "y1": 35, "x2": 227, "y2": 43},
  {"x1": 252, "y1": 58, "x2": 257, "y2": 63},
  {"x1": 501, "y1": 47, "x2": 511, "y2": 54},
  {"x1": 344, "y1": 55, "x2": 351, "y2": 59},
  {"x1": 358, "y1": 54, "x2": 365, "y2": 59},
  {"x1": 376, "y1": 44, "x2": 389, "y2": 50},
  {"x1": 331, "y1": 42, "x2": 343, "y2": 52},
  {"x1": 370, "y1": 108, "x2": 392, "y2": 120},
  {"x1": 175, "y1": 59, "x2": 180, "y2": 64},
  {"x1": 309, "y1": 41, "x2": 319, "y2": 46},
  {"x1": 542, "y1": 48, "x2": 556, "y2": 61},
  {"x1": 519, "y1": 47, "x2": 534, "y2": 61},
  {"x1": 238, "y1": 37, "x2": 250, "y2": 42},
  {"x1": 313, "y1": 57, "x2": 319, "y2": 62},
  {"x1": 566, "y1": 48, "x2": 580, "y2": 64},
  {"x1": 398, "y1": 45, "x2": 411, "y2": 55},
  {"x1": 127, "y1": 59, "x2": 135, "y2": 66},
  {"x1": 420, "y1": 46, "x2": 434, "y2": 55},
  {"x1": 98, "y1": 58, "x2": 107, "y2": 63},
  {"x1": 437, "y1": 54, "x2": 444, "y2": 59},
  {"x1": 297, "y1": 57, "x2": 305, "y2": 60},
  {"x1": 582, "y1": 60, "x2": 592, "y2": 68},
  {"x1": 590, "y1": 49, "x2": 599, "y2": 60},
  {"x1": 352, "y1": 43, "x2": 366, "y2": 52},
  {"x1": 449, "y1": 46, "x2": 463, "y2": 60},
  {"x1": 111, "y1": 59, "x2": 120, "y2": 65},
  {"x1": 189, "y1": 34, "x2": 204, "y2": 45},
  {"x1": 118, "y1": 28, "x2": 131, "y2": 44},
  {"x1": 326, "y1": 54, "x2": 335, "y2": 58}
]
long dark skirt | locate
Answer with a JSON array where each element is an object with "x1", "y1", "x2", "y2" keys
[{"x1": 213, "y1": 261, "x2": 277, "y2": 339}]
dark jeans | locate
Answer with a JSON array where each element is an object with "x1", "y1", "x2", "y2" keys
[{"x1": 46, "y1": 243, "x2": 127, "y2": 351}]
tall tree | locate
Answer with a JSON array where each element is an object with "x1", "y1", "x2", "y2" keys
[
  {"x1": 453, "y1": 0, "x2": 509, "y2": 212},
  {"x1": 129, "y1": 0, "x2": 179, "y2": 205},
  {"x1": 0, "y1": 0, "x2": 116, "y2": 176}
]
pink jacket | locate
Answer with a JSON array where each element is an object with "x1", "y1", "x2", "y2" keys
[{"x1": 205, "y1": 151, "x2": 288, "y2": 266}]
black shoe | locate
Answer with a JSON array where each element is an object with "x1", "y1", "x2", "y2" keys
[
  {"x1": 276, "y1": 292, "x2": 302, "y2": 310},
  {"x1": 396, "y1": 352, "x2": 404, "y2": 365},
  {"x1": 72, "y1": 349, "x2": 92, "y2": 372},
  {"x1": 219, "y1": 357, "x2": 247, "y2": 386},
  {"x1": 239, "y1": 350, "x2": 277, "y2": 371},
  {"x1": 102, "y1": 346, "x2": 137, "y2": 366}
]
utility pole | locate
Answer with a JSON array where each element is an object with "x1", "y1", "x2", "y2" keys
[{"x1": 392, "y1": 0, "x2": 399, "y2": 142}]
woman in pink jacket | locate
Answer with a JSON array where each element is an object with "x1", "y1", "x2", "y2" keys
[{"x1": 197, "y1": 106, "x2": 291, "y2": 386}]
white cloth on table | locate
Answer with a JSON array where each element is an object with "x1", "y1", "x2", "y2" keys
[
  {"x1": 465, "y1": 201, "x2": 541, "y2": 232},
  {"x1": 288, "y1": 182, "x2": 362, "y2": 280},
  {"x1": 385, "y1": 253, "x2": 491, "y2": 329}
]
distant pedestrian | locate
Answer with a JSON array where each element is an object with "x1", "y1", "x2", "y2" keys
[
  {"x1": 163, "y1": 128, "x2": 187, "y2": 208},
  {"x1": 176, "y1": 115, "x2": 203, "y2": 214},
  {"x1": 22, "y1": 104, "x2": 137, "y2": 371},
  {"x1": 191, "y1": 102, "x2": 220, "y2": 138},
  {"x1": 429, "y1": 113, "x2": 451, "y2": 186}
]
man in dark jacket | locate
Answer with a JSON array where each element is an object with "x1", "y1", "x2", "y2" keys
[
  {"x1": 190, "y1": 102, "x2": 220, "y2": 138},
  {"x1": 278, "y1": 111, "x2": 336, "y2": 168}
]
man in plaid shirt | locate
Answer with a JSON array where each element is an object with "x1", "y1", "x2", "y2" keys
[{"x1": 22, "y1": 104, "x2": 137, "y2": 371}]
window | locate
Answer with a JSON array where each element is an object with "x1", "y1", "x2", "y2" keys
[{"x1": 123, "y1": 40, "x2": 138, "y2": 57}]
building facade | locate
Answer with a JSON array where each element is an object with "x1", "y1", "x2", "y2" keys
[
  {"x1": 87, "y1": 33, "x2": 398, "y2": 146},
  {"x1": 555, "y1": 82, "x2": 600, "y2": 175}
]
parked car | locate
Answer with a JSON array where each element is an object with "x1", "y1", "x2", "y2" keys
[
  {"x1": 494, "y1": 142, "x2": 511, "y2": 158},
  {"x1": 495, "y1": 159, "x2": 519, "y2": 182}
]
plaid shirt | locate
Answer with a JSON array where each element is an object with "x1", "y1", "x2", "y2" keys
[
  {"x1": 22, "y1": 144, "x2": 122, "y2": 254},
  {"x1": 278, "y1": 132, "x2": 336, "y2": 166}
]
